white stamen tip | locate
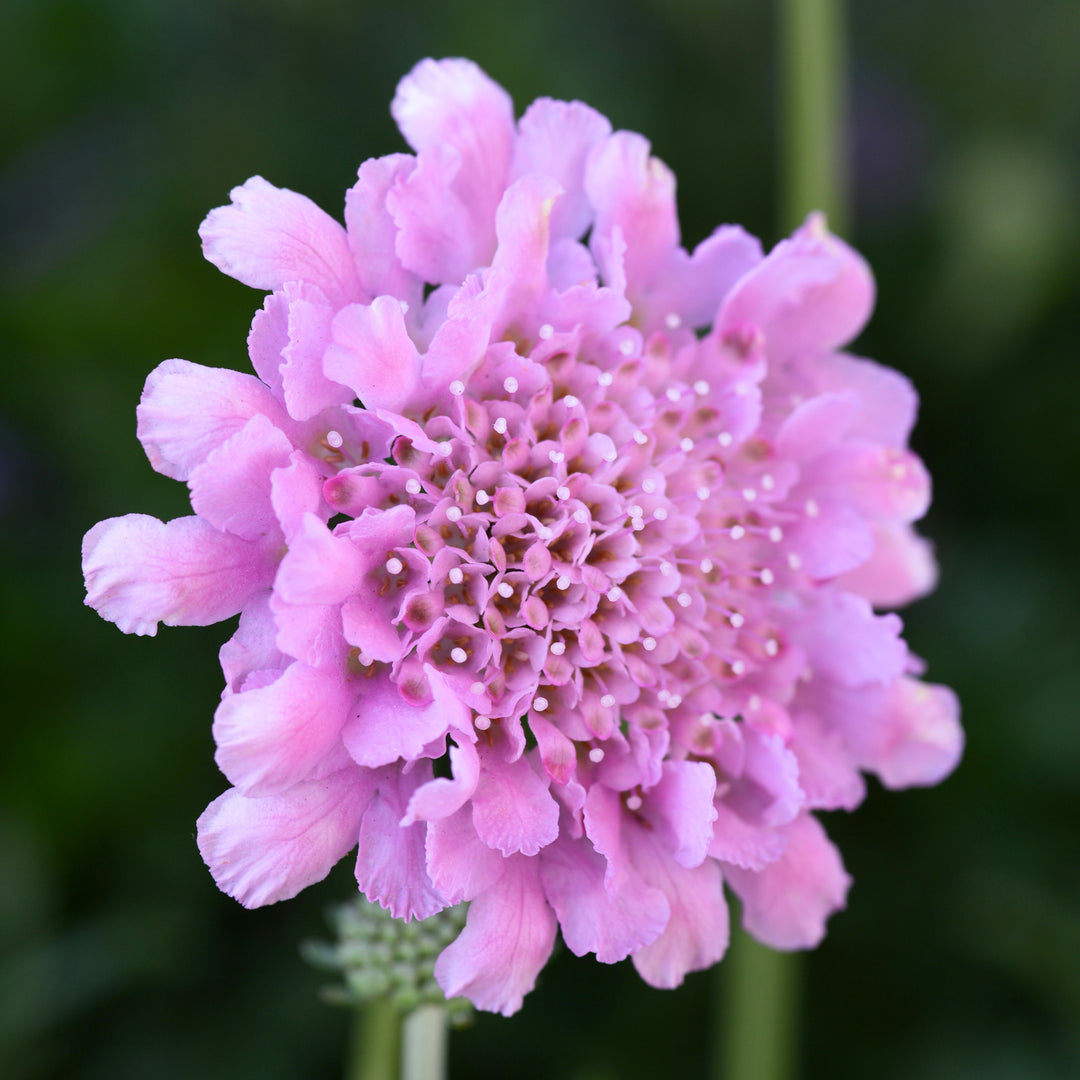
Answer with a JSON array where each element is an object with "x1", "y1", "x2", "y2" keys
[
  {"x1": 788, "y1": 552, "x2": 803, "y2": 570},
  {"x1": 633, "y1": 431, "x2": 649, "y2": 446},
  {"x1": 680, "y1": 437, "x2": 694, "y2": 453},
  {"x1": 550, "y1": 641, "x2": 566, "y2": 656},
  {"x1": 664, "y1": 313, "x2": 681, "y2": 330},
  {"x1": 538, "y1": 323, "x2": 554, "y2": 339},
  {"x1": 385, "y1": 557, "x2": 404, "y2": 576},
  {"x1": 493, "y1": 417, "x2": 508, "y2": 435},
  {"x1": 760, "y1": 568, "x2": 775, "y2": 586},
  {"x1": 573, "y1": 508, "x2": 589, "y2": 524},
  {"x1": 666, "y1": 387, "x2": 681, "y2": 402},
  {"x1": 556, "y1": 486, "x2": 571, "y2": 501},
  {"x1": 742, "y1": 488, "x2": 756, "y2": 502},
  {"x1": 629, "y1": 504, "x2": 644, "y2": 518},
  {"x1": 730, "y1": 612, "x2": 745, "y2": 629},
  {"x1": 405, "y1": 478, "x2": 422, "y2": 494},
  {"x1": 556, "y1": 576, "x2": 571, "y2": 591},
  {"x1": 450, "y1": 647, "x2": 468, "y2": 664},
  {"x1": 446, "y1": 506, "x2": 463, "y2": 522},
  {"x1": 497, "y1": 582, "x2": 514, "y2": 599},
  {"x1": 606, "y1": 587, "x2": 623, "y2": 603},
  {"x1": 805, "y1": 498, "x2": 819, "y2": 518},
  {"x1": 503, "y1": 376, "x2": 519, "y2": 394},
  {"x1": 600, "y1": 694, "x2": 616, "y2": 708},
  {"x1": 765, "y1": 638, "x2": 779, "y2": 656},
  {"x1": 598, "y1": 371, "x2": 615, "y2": 385},
  {"x1": 549, "y1": 450, "x2": 565, "y2": 463},
  {"x1": 654, "y1": 507, "x2": 669, "y2": 521},
  {"x1": 632, "y1": 518, "x2": 645, "y2": 531},
  {"x1": 564, "y1": 395, "x2": 580, "y2": 408},
  {"x1": 769, "y1": 526, "x2": 783, "y2": 542},
  {"x1": 731, "y1": 660, "x2": 746, "y2": 676},
  {"x1": 475, "y1": 490, "x2": 491, "y2": 506},
  {"x1": 748, "y1": 695, "x2": 762, "y2": 711},
  {"x1": 642, "y1": 478, "x2": 657, "y2": 494},
  {"x1": 660, "y1": 561, "x2": 674, "y2": 576},
  {"x1": 700, "y1": 559, "x2": 714, "y2": 574},
  {"x1": 761, "y1": 474, "x2": 775, "y2": 490},
  {"x1": 533, "y1": 696, "x2": 549, "y2": 712},
  {"x1": 618, "y1": 339, "x2": 635, "y2": 356},
  {"x1": 470, "y1": 681, "x2": 486, "y2": 696},
  {"x1": 475, "y1": 715, "x2": 491, "y2": 731},
  {"x1": 668, "y1": 694, "x2": 682, "y2": 708},
  {"x1": 696, "y1": 486, "x2": 711, "y2": 501},
  {"x1": 642, "y1": 636, "x2": 657, "y2": 652},
  {"x1": 626, "y1": 794, "x2": 643, "y2": 811},
  {"x1": 730, "y1": 524, "x2": 746, "y2": 540},
  {"x1": 448, "y1": 567, "x2": 464, "y2": 585},
  {"x1": 588, "y1": 747, "x2": 606, "y2": 764},
  {"x1": 325, "y1": 429, "x2": 343, "y2": 448},
  {"x1": 449, "y1": 380, "x2": 465, "y2": 396},
  {"x1": 718, "y1": 432, "x2": 733, "y2": 447},
  {"x1": 602, "y1": 447, "x2": 617, "y2": 463},
  {"x1": 677, "y1": 592, "x2": 692, "y2": 608},
  {"x1": 435, "y1": 442, "x2": 452, "y2": 457},
  {"x1": 694, "y1": 380, "x2": 710, "y2": 396},
  {"x1": 399, "y1": 299, "x2": 410, "y2": 313}
]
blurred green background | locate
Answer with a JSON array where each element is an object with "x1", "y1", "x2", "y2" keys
[{"x1": 2, "y1": 0, "x2": 1078, "y2": 1077}]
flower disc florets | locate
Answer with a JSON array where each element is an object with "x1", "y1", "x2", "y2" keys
[{"x1": 82, "y1": 58, "x2": 962, "y2": 1016}]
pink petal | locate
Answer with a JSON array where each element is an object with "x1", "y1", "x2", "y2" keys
[
  {"x1": 424, "y1": 804, "x2": 504, "y2": 904},
  {"x1": 725, "y1": 813, "x2": 851, "y2": 950},
  {"x1": 270, "y1": 451, "x2": 327, "y2": 545},
  {"x1": 188, "y1": 412, "x2": 293, "y2": 541},
  {"x1": 471, "y1": 748, "x2": 560, "y2": 857},
  {"x1": 280, "y1": 282, "x2": 353, "y2": 420},
  {"x1": 643, "y1": 760, "x2": 718, "y2": 868},
  {"x1": 196, "y1": 768, "x2": 372, "y2": 908},
  {"x1": 400, "y1": 737, "x2": 481, "y2": 824},
  {"x1": 434, "y1": 854, "x2": 557, "y2": 1016},
  {"x1": 806, "y1": 352, "x2": 919, "y2": 446},
  {"x1": 324, "y1": 295, "x2": 421, "y2": 413},
  {"x1": 198, "y1": 175, "x2": 362, "y2": 306},
  {"x1": 540, "y1": 835, "x2": 669, "y2": 964},
  {"x1": 274, "y1": 512, "x2": 364, "y2": 607},
  {"x1": 83, "y1": 514, "x2": 275, "y2": 636},
  {"x1": 355, "y1": 766, "x2": 447, "y2": 921},
  {"x1": 246, "y1": 291, "x2": 288, "y2": 396},
  {"x1": 834, "y1": 522, "x2": 938, "y2": 608},
  {"x1": 136, "y1": 358, "x2": 286, "y2": 481},
  {"x1": 219, "y1": 591, "x2": 287, "y2": 694},
  {"x1": 212, "y1": 661, "x2": 356, "y2": 796},
  {"x1": 707, "y1": 802, "x2": 787, "y2": 871}
]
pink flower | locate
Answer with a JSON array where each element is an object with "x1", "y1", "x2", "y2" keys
[{"x1": 82, "y1": 57, "x2": 962, "y2": 1016}]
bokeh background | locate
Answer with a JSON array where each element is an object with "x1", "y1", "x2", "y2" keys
[{"x1": 2, "y1": 1, "x2": 1078, "y2": 1077}]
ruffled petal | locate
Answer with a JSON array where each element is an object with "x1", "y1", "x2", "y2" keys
[
  {"x1": 470, "y1": 748, "x2": 560, "y2": 857},
  {"x1": 834, "y1": 522, "x2": 938, "y2": 608}
]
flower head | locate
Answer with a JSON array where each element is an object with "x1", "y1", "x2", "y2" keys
[{"x1": 83, "y1": 58, "x2": 961, "y2": 1016}]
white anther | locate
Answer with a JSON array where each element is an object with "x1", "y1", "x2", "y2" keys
[
  {"x1": 446, "y1": 506, "x2": 463, "y2": 522},
  {"x1": 666, "y1": 389, "x2": 681, "y2": 404},
  {"x1": 743, "y1": 488, "x2": 756, "y2": 502},
  {"x1": 667, "y1": 693, "x2": 682, "y2": 708},
  {"x1": 677, "y1": 592, "x2": 692, "y2": 608},
  {"x1": 628, "y1": 504, "x2": 644, "y2": 518},
  {"x1": 475, "y1": 715, "x2": 492, "y2": 731},
  {"x1": 573, "y1": 508, "x2": 589, "y2": 524},
  {"x1": 564, "y1": 395, "x2": 580, "y2": 408},
  {"x1": 653, "y1": 507, "x2": 669, "y2": 521},
  {"x1": 503, "y1": 376, "x2": 519, "y2": 393},
  {"x1": 664, "y1": 313, "x2": 682, "y2": 330},
  {"x1": 533, "y1": 696, "x2": 549, "y2": 712},
  {"x1": 475, "y1": 490, "x2": 491, "y2": 506},
  {"x1": 642, "y1": 636, "x2": 657, "y2": 652},
  {"x1": 759, "y1": 568, "x2": 775, "y2": 586},
  {"x1": 731, "y1": 660, "x2": 746, "y2": 676},
  {"x1": 549, "y1": 450, "x2": 565, "y2": 463},
  {"x1": 385, "y1": 556, "x2": 404, "y2": 576},
  {"x1": 448, "y1": 567, "x2": 464, "y2": 585},
  {"x1": 435, "y1": 441, "x2": 452, "y2": 457},
  {"x1": 632, "y1": 518, "x2": 645, "y2": 531},
  {"x1": 761, "y1": 474, "x2": 775, "y2": 491},
  {"x1": 357, "y1": 651, "x2": 373, "y2": 666},
  {"x1": 764, "y1": 638, "x2": 779, "y2": 657},
  {"x1": 730, "y1": 524, "x2": 746, "y2": 540},
  {"x1": 556, "y1": 576, "x2": 571, "y2": 591},
  {"x1": 399, "y1": 299, "x2": 410, "y2": 313},
  {"x1": 618, "y1": 339, "x2": 635, "y2": 356},
  {"x1": 680, "y1": 437, "x2": 694, "y2": 453},
  {"x1": 657, "y1": 690, "x2": 672, "y2": 705},
  {"x1": 602, "y1": 447, "x2": 617, "y2": 463},
  {"x1": 769, "y1": 526, "x2": 783, "y2": 542},
  {"x1": 633, "y1": 430, "x2": 648, "y2": 446},
  {"x1": 538, "y1": 323, "x2": 554, "y2": 339},
  {"x1": 497, "y1": 582, "x2": 514, "y2": 599},
  {"x1": 470, "y1": 681, "x2": 486, "y2": 696},
  {"x1": 537, "y1": 525, "x2": 553, "y2": 539},
  {"x1": 325, "y1": 429, "x2": 343, "y2": 448},
  {"x1": 787, "y1": 552, "x2": 803, "y2": 570},
  {"x1": 588, "y1": 747, "x2": 606, "y2": 763},
  {"x1": 805, "y1": 498, "x2": 819, "y2": 518},
  {"x1": 449, "y1": 380, "x2": 465, "y2": 396},
  {"x1": 748, "y1": 695, "x2": 762, "y2": 711},
  {"x1": 600, "y1": 694, "x2": 616, "y2": 708},
  {"x1": 598, "y1": 371, "x2": 615, "y2": 385},
  {"x1": 626, "y1": 793, "x2": 643, "y2": 811},
  {"x1": 556, "y1": 486, "x2": 571, "y2": 501},
  {"x1": 550, "y1": 641, "x2": 566, "y2": 656},
  {"x1": 729, "y1": 612, "x2": 745, "y2": 628},
  {"x1": 493, "y1": 417, "x2": 508, "y2": 435},
  {"x1": 694, "y1": 380, "x2": 710, "y2": 396},
  {"x1": 697, "y1": 486, "x2": 711, "y2": 501},
  {"x1": 405, "y1": 478, "x2": 422, "y2": 495},
  {"x1": 606, "y1": 587, "x2": 623, "y2": 603},
  {"x1": 659, "y1": 561, "x2": 674, "y2": 576},
  {"x1": 700, "y1": 558, "x2": 714, "y2": 574},
  {"x1": 718, "y1": 432, "x2": 733, "y2": 447},
  {"x1": 641, "y1": 478, "x2": 657, "y2": 494},
  {"x1": 450, "y1": 647, "x2": 468, "y2": 664}
]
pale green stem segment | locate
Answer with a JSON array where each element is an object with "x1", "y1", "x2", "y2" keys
[
  {"x1": 778, "y1": 0, "x2": 849, "y2": 234},
  {"x1": 717, "y1": 927, "x2": 800, "y2": 1080},
  {"x1": 402, "y1": 1004, "x2": 448, "y2": 1080},
  {"x1": 348, "y1": 998, "x2": 401, "y2": 1080}
]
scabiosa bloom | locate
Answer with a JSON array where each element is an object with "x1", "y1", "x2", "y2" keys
[{"x1": 83, "y1": 58, "x2": 962, "y2": 1016}]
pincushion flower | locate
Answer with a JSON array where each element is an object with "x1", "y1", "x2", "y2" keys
[{"x1": 82, "y1": 58, "x2": 962, "y2": 1016}]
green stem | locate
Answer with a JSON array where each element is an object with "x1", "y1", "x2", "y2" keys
[
  {"x1": 347, "y1": 998, "x2": 401, "y2": 1080},
  {"x1": 401, "y1": 1004, "x2": 447, "y2": 1080},
  {"x1": 778, "y1": 0, "x2": 849, "y2": 234},
  {"x1": 716, "y1": 926, "x2": 800, "y2": 1080}
]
